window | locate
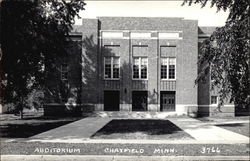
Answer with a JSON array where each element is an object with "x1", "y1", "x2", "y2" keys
[
  {"x1": 141, "y1": 58, "x2": 148, "y2": 79},
  {"x1": 161, "y1": 58, "x2": 176, "y2": 80},
  {"x1": 211, "y1": 96, "x2": 218, "y2": 104},
  {"x1": 61, "y1": 63, "x2": 68, "y2": 81},
  {"x1": 113, "y1": 57, "x2": 119, "y2": 78},
  {"x1": 133, "y1": 57, "x2": 148, "y2": 79},
  {"x1": 104, "y1": 57, "x2": 120, "y2": 79},
  {"x1": 161, "y1": 59, "x2": 168, "y2": 79},
  {"x1": 169, "y1": 58, "x2": 176, "y2": 79},
  {"x1": 133, "y1": 58, "x2": 140, "y2": 79},
  {"x1": 104, "y1": 57, "x2": 112, "y2": 78}
]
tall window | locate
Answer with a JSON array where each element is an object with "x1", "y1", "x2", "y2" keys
[
  {"x1": 61, "y1": 63, "x2": 68, "y2": 81},
  {"x1": 161, "y1": 59, "x2": 168, "y2": 79},
  {"x1": 169, "y1": 58, "x2": 176, "y2": 79},
  {"x1": 133, "y1": 57, "x2": 148, "y2": 79},
  {"x1": 104, "y1": 57, "x2": 120, "y2": 79},
  {"x1": 161, "y1": 58, "x2": 176, "y2": 80}
]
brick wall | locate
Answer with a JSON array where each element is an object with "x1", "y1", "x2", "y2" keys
[
  {"x1": 45, "y1": 17, "x2": 236, "y2": 116},
  {"x1": 97, "y1": 17, "x2": 199, "y2": 113},
  {"x1": 175, "y1": 20, "x2": 198, "y2": 114},
  {"x1": 45, "y1": 38, "x2": 82, "y2": 104},
  {"x1": 73, "y1": 19, "x2": 99, "y2": 104}
]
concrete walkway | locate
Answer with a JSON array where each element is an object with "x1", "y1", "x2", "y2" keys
[
  {"x1": 30, "y1": 117, "x2": 112, "y2": 141},
  {"x1": 28, "y1": 117, "x2": 249, "y2": 144},
  {"x1": 168, "y1": 118, "x2": 249, "y2": 143}
]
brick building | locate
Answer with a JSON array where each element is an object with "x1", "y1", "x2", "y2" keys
[{"x1": 45, "y1": 17, "x2": 235, "y2": 116}]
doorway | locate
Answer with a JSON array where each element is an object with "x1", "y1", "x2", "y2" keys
[
  {"x1": 104, "y1": 91, "x2": 120, "y2": 111},
  {"x1": 160, "y1": 91, "x2": 175, "y2": 112},
  {"x1": 132, "y1": 91, "x2": 148, "y2": 111}
]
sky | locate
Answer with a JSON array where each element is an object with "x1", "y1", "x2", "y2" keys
[{"x1": 75, "y1": 0, "x2": 229, "y2": 27}]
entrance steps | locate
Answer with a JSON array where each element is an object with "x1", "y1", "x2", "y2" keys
[{"x1": 82, "y1": 111, "x2": 186, "y2": 119}]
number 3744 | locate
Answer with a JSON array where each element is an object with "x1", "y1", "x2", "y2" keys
[{"x1": 200, "y1": 146, "x2": 221, "y2": 154}]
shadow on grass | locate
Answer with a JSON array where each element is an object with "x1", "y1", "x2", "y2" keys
[
  {"x1": 235, "y1": 111, "x2": 250, "y2": 116},
  {"x1": 216, "y1": 123, "x2": 249, "y2": 137},
  {"x1": 216, "y1": 123, "x2": 245, "y2": 127},
  {"x1": 0, "y1": 116, "x2": 83, "y2": 138},
  {"x1": 91, "y1": 119, "x2": 194, "y2": 140}
]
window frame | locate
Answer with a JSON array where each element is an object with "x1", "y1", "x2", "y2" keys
[
  {"x1": 61, "y1": 63, "x2": 69, "y2": 81},
  {"x1": 160, "y1": 57, "x2": 176, "y2": 80},
  {"x1": 160, "y1": 58, "x2": 169, "y2": 80},
  {"x1": 211, "y1": 95, "x2": 218, "y2": 105},
  {"x1": 104, "y1": 56, "x2": 120, "y2": 80},
  {"x1": 132, "y1": 57, "x2": 148, "y2": 80}
]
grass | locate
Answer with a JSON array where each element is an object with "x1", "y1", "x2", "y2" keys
[
  {"x1": 216, "y1": 123, "x2": 249, "y2": 137},
  {"x1": 91, "y1": 119, "x2": 194, "y2": 140},
  {"x1": 196, "y1": 116, "x2": 250, "y2": 137},
  {"x1": 0, "y1": 112, "x2": 83, "y2": 138}
]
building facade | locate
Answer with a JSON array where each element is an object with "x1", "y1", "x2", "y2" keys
[{"x1": 45, "y1": 17, "x2": 235, "y2": 116}]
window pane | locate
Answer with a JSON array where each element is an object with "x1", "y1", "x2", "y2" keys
[
  {"x1": 61, "y1": 72, "x2": 68, "y2": 80},
  {"x1": 133, "y1": 65, "x2": 139, "y2": 78},
  {"x1": 169, "y1": 58, "x2": 176, "y2": 65},
  {"x1": 169, "y1": 65, "x2": 175, "y2": 79},
  {"x1": 113, "y1": 57, "x2": 119, "y2": 78},
  {"x1": 105, "y1": 57, "x2": 111, "y2": 64},
  {"x1": 61, "y1": 64, "x2": 68, "y2": 80},
  {"x1": 211, "y1": 96, "x2": 217, "y2": 104},
  {"x1": 133, "y1": 58, "x2": 140, "y2": 65},
  {"x1": 113, "y1": 57, "x2": 119, "y2": 65},
  {"x1": 61, "y1": 64, "x2": 68, "y2": 72},
  {"x1": 105, "y1": 64, "x2": 111, "y2": 78},
  {"x1": 113, "y1": 68, "x2": 119, "y2": 78},
  {"x1": 161, "y1": 59, "x2": 168, "y2": 65},
  {"x1": 133, "y1": 58, "x2": 140, "y2": 79},
  {"x1": 104, "y1": 57, "x2": 111, "y2": 78},
  {"x1": 141, "y1": 67, "x2": 147, "y2": 79},
  {"x1": 141, "y1": 58, "x2": 148, "y2": 66},
  {"x1": 168, "y1": 58, "x2": 176, "y2": 79},
  {"x1": 141, "y1": 58, "x2": 148, "y2": 79},
  {"x1": 161, "y1": 59, "x2": 168, "y2": 79}
]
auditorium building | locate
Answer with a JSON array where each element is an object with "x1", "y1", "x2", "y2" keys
[{"x1": 44, "y1": 17, "x2": 235, "y2": 117}]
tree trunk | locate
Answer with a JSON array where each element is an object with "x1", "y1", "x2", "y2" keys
[
  {"x1": 20, "y1": 109, "x2": 23, "y2": 119},
  {"x1": 19, "y1": 97, "x2": 24, "y2": 119}
]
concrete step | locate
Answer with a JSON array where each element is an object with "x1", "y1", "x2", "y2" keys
[{"x1": 82, "y1": 111, "x2": 187, "y2": 119}]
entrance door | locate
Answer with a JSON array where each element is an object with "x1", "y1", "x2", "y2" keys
[
  {"x1": 160, "y1": 91, "x2": 175, "y2": 111},
  {"x1": 132, "y1": 91, "x2": 148, "y2": 111},
  {"x1": 104, "y1": 91, "x2": 119, "y2": 111}
]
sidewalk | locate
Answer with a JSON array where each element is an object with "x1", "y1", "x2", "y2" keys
[
  {"x1": 26, "y1": 117, "x2": 250, "y2": 144},
  {"x1": 2, "y1": 117, "x2": 249, "y2": 161},
  {"x1": 30, "y1": 117, "x2": 112, "y2": 141},
  {"x1": 168, "y1": 118, "x2": 249, "y2": 143}
]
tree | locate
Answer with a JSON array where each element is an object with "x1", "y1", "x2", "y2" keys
[
  {"x1": 0, "y1": 0, "x2": 85, "y2": 118},
  {"x1": 183, "y1": 0, "x2": 250, "y2": 110}
]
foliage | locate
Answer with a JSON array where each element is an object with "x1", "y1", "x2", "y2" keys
[
  {"x1": 2, "y1": 103, "x2": 17, "y2": 114},
  {"x1": 183, "y1": 0, "x2": 250, "y2": 109},
  {"x1": 26, "y1": 88, "x2": 44, "y2": 109},
  {"x1": 183, "y1": 0, "x2": 249, "y2": 21},
  {"x1": 2, "y1": 89, "x2": 44, "y2": 114},
  {"x1": 0, "y1": 0, "x2": 85, "y2": 116}
]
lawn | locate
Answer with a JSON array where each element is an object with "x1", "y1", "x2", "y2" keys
[
  {"x1": 91, "y1": 119, "x2": 194, "y2": 140},
  {"x1": 216, "y1": 123, "x2": 249, "y2": 137},
  {"x1": 196, "y1": 116, "x2": 250, "y2": 137},
  {"x1": 0, "y1": 112, "x2": 83, "y2": 138}
]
